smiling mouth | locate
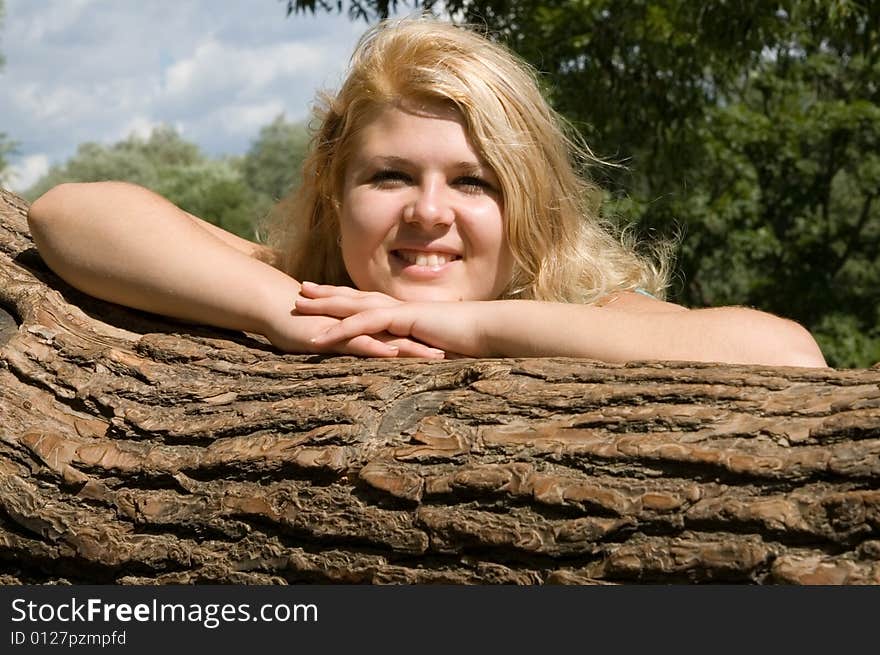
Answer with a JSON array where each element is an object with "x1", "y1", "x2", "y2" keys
[{"x1": 393, "y1": 249, "x2": 462, "y2": 267}]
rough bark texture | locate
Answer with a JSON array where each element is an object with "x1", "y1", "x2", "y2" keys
[{"x1": 1, "y1": 187, "x2": 879, "y2": 585}]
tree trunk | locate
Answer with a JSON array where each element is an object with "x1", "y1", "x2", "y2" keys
[{"x1": 1, "y1": 187, "x2": 878, "y2": 585}]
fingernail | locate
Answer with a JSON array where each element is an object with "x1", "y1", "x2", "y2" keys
[{"x1": 301, "y1": 281, "x2": 315, "y2": 288}]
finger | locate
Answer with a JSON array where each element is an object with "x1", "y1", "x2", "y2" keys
[
  {"x1": 309, "y1": 308, "x2": 445, "y2": 359},
  {"x1": 295, "y1": 296, "x2": 361, "y2": 318},
  {"x1": 295, "y1": 296, "x2": 393, "y2": 318},
  {"x1": 379, "y1": 336, "x2": 445, "y2": 359},
  {"x1": 326, "y1": 334, "x2": 401, "y2": 358},
  {"x1": 300, "y1": 281, "x2": 364, "y2": 299},
  {"x1": 309, "y1": 309, "x2": 403, "y2": 346},
  {"x1": 299, "y1": 282, "x2": 399, "y2": 308},
  {"x1": 326, "y1": 334, "x2": 442, "y2": 359}
]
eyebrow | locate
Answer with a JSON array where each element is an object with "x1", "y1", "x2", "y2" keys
[{"x1": 367, "y1": 156, "x2": 491, "y2": 175}]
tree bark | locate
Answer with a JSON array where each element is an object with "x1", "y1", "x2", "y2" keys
[{"x1": 1, "y1": 187, "x2": 879, "y2": 585}]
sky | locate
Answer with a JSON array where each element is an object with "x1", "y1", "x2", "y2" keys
[{"x1": 0, "y1": 0, "x2": 381, "y2": 191}]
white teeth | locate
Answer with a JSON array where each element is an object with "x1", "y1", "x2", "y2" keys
[{"x1": 398, "y1": 250, "x2": 458, "y2": 267}]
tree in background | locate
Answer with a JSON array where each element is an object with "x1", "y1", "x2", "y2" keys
[
  {"x1": 287, "y1": 0, "x2": 880, "y2": 367},
  {"x1": 0, "y1": 137, "x2": 13, "y2": 189},
  {"x1": 23, "y1": 117, "x2": 312, "y2": 241},
  {"x1": 23, "y1": 127, "x2": 264, "y2": 239},
  {"x1": 243, "y1": 115, "x2": 311, "y2": 203}
]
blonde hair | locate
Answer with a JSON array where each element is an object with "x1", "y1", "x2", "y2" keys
[{"x1": 268, "y1": 16, "x2": 670, "y2": 302}]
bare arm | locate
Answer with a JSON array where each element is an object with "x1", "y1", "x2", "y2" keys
[
  {"x1": 481, "y1": 298, "x2": 828, "y2": 367},
  {"x1": 299, "y1": 288, "x2": 828, "y2": 367},
  {"x1": 26, "y1": 182, "x2": 442, "y2": 358},
  {"x1": 27, "y1": 181, "x2": 296, "y2": 336}
]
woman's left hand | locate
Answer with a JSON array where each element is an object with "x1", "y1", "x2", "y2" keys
[
  {"x1": 295, "y1": 281, "x2": 403, "y2": 316},
  {"x1": 295, "y1": 283, "x2": 487, "y2": 357}
]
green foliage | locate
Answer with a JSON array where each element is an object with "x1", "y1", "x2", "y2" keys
[
  {"x1": 287, "y1": 0, "x2": 880, "y2": 367},
  {"x1": 24, "y1": 127, "x2": 266, "y2": 239},
  {"x1": 287, "y1": 0, "x2": 408, "y2": 22},
  {"x1": 813, "y1": 312, "x2": 880, "y2": 370},
  {"x1": 24, "y1": 117, "x2": 313, "y2": 238},
  {"x1": 25, "y1": 126, "x2": 196, "y2": 198},
  {"x1": 242, "y1": 115, "x2": 310, "y2": 202},
  {"x1": 154, "y1": 158, "x2": 262, "y2": 238},
  {"x1": 621, "y1": 1, "x2": 880, "y2": 368},
  {"x1": 0, "y1": 135, "x2": 14, "y2": 186}
]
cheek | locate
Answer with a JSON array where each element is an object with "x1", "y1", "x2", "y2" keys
[
  {"x1": 339, "y1": 197, "x2": 395, "y2": 287},
  {"x1": 339, "y1": 214, "x2": 368, "y2": 279},
  {"x1": 340, "y1": 191, "x2": 394, "y2": 243},
  {"x1": 468, "y1": 204, "x2": 509, "y2": 259},
  {"x1": 479, "y1": 206, "x2": 515, "y2": 293}
]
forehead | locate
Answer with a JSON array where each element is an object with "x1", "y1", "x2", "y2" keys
[{"x1": 349, "y1": 101, "x2": 479, "y2": 160}]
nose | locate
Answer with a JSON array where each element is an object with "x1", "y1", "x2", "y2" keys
[{"x1": 403, "y1": 178, "x2": 454, "y2": 229}]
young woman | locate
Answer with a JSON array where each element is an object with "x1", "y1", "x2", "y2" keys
[{"x1": 26, "y1": 18, "x2": 827, "y2": 367}]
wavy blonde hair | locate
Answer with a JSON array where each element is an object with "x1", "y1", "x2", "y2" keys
[{"x1": 268, "y1": 16, "x2": 670, "y2": 302}]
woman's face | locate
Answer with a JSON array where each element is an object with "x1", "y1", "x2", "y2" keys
[{"x1": 338, "y1": 102, "x2": 514, "y2": 302}]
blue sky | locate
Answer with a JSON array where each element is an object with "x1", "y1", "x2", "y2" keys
[{"x1": 0, "y1": 0, "x2": 384, "y2": 191}]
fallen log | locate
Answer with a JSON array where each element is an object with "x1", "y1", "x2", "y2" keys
[{"x1": 1, "y1": 187, "x2": 878, "y2": 584}]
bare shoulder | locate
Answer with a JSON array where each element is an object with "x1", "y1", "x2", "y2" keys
[{"x1": 595, "y1": 290, "x2": 689, "y2": 313}]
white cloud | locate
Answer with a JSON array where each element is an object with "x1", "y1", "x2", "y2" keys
[
  {"x1": 5, "y1": 154, "x2": 50, "y2": 192},
  {"x1": 164, "y1": 39, "x2": 323, "y2": 99},
  {"x1": 116, "y1": 116, "x2": 164, "y2": 141},
  {"x1": 14, "y1": 0, "x2": 98, "y2": 43},
  {"x1": 212, "y1": 101, "x2": 288, "y2": 136},
  {"x1": 1, "y1": 1, "x2": 366, "y2": 170},
  {"x1": 11, "y1": 82, "x2": 103, "y2": 126}
]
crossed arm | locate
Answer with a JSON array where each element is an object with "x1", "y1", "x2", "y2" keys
[
  {"x1": 27, "y1": 182, "x2": 827, "y2": 367},
  {"x1": 297, "y1": 283, "x2": 827, "y2": 367}
]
